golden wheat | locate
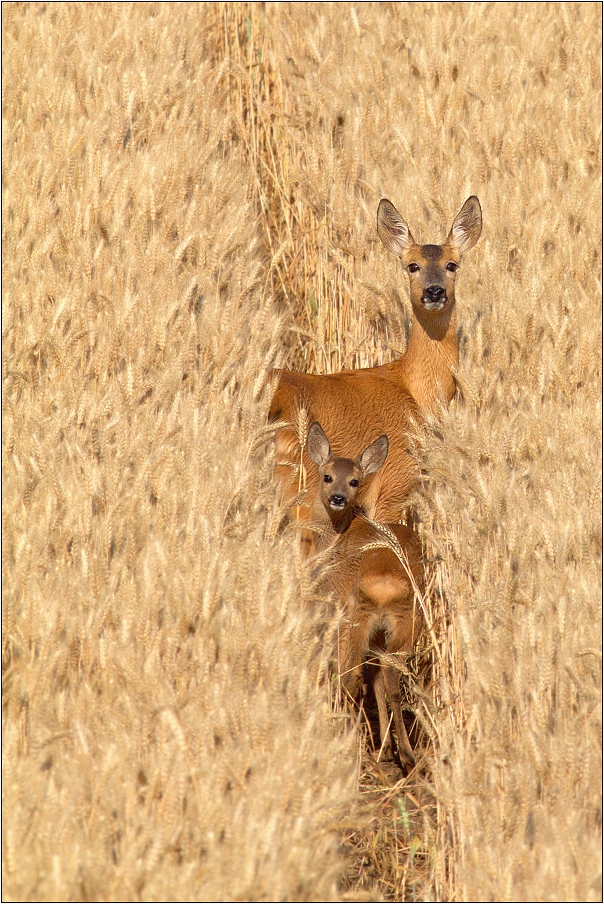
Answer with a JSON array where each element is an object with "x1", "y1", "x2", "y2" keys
[{"x1": 3, "y1": 3, "x2": 601, "y2": 902}]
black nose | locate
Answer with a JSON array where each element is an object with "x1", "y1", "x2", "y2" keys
[
  {"x1": 424, "y1": 285, "x2": 445, "y2": 301},
  {"x1": 330, "y1": 494, "x2": 346, "y2": 508}
]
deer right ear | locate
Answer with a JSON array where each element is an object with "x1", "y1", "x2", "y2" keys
[
  {"x1": 307, "y1": 422, "x2": 332, "y2": 467},
  {"x1": 359, "y1": 434, "x2": 389, "y2": 476},
  {"x1": 377, "y1": 200, "x2": 415, "y2": 257}
]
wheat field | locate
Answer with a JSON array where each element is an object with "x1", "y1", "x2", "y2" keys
[{"x1": 2, "y1": 3, "x2": 601, "y2": 901}]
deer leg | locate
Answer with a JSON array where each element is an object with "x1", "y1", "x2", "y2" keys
[
  {"x1": 382, "y1": 616, "x2": 416, "y2": 767},
  {"x1": 339, "y1": 609, "x2": 371, "y2": 708},
  {"x1": 382, "y1": 658, "x2": 415, "y2": 767},
  {"x1": 373, "y1": 667, "x2": 395, "y2": 760}
]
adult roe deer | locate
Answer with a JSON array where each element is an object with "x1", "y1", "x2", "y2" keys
[
  {"x1": 270, "y1": 197, "x2": 482, "y2": 524},
  {"x1": 307, "y1": 422, "x2": 425, "y2": 767}
]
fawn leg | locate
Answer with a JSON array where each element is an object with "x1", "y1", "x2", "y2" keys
[
  {"x1": 383, "y1": 659, "x2": 415, "y2": 767},
  {"x1": 383, "y1": 614, "x2": 416, "y2": 767},
  {"x1": 339, "y1": 616, "x2": 367, "y2": 704},
  {"x1": 373, "y1": 667, "x2": 395, "y2": 760}
]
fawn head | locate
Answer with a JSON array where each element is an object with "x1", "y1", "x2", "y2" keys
[
  {"x1": 307, "y1": 422, "x2": 389, "y2": 526},
  {"x1": 377, "y1": 196, "x2": 482, "y2": 316}
]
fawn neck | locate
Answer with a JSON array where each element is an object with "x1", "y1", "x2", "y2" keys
[{"x1": 312, "y1": 496, "x2": 358, "y2": 547}]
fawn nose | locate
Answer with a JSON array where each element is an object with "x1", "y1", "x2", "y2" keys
[
  {"x1": 423, "y1": 285, "x2": 445, "y2": 303},
  {"x1": 329, "y1": 494, "x2": 346, "y2": 509}
]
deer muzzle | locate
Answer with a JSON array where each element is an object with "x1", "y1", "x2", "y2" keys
[{"x1": 422, "y1": 284, "x2": 446, "y2": 311}]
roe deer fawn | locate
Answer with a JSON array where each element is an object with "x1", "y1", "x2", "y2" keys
[
  {"x1": 270, "y1": 197, "x2": 482, "y2": 526},
  {"x1": 307, "y1": 422, "x2": 425, "y2": 767}
]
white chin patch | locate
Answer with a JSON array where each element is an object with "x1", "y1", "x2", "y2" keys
[
  {"x1": 422, "y1": 299, "x2": 446, "y2": 312},
  {"x1": 330, "y1": 501, "x2": 345, "y2": 510}
]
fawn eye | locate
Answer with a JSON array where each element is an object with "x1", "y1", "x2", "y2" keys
[
  {"x1": 323, "y1": 474, "x2": 333, "y2": 484},
  {"x1": 408, "y1": 262, "x2": 420, "y2": 273},
  {"x1": 446, "y1": 262, "x2": 458, "y2": 272},
  {"x1": 349, "y1": 479, "x2": 359, "y2": 488}
]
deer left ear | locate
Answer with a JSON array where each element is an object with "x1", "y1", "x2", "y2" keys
[{"x1": 359, "y1": 434, "x2": 389, "y2": 476}]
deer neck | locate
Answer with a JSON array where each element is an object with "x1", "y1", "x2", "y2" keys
[
  {"x1": 397, "y1": 302, "x2": 459, "y2": 414},
  {"x1": 330, "y1": 504, "x2": 360, "y2": 535}
]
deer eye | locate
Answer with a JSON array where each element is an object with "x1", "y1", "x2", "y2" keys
[
  {"x1": 446, "y1": 262, "x2": 458, "y2": 272},
  {"x1": 323, "y1": 474, "x2": 333, "y2": 484},
  {"x1": 349, "y1": 479, "x2": 359, "y2": 488},
  {"x1": 408, "y1": 262, "x2": 420, "y2": 273}
]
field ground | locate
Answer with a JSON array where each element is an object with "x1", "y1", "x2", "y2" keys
[{"x1": 3, "y1": 3, "x2": 602, "y2": 901}]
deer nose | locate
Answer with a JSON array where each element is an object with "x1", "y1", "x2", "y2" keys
[
  {"x1": 424, "y1": 285, "x2": 445, "y2": 302},
  {"x1": 329, "y1": 494, "x2": 347, "y2": 509}
]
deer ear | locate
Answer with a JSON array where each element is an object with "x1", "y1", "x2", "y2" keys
[
  {"x1": 359, "y1": 434, "x2": 389, "y2": 476},
  {"x1": 306, "y1": 422, "x2": 332, "y2": 467},
  {"x1": 377, "y1": 200, "x2": 415, "y2": 257},
  {"x1": 447, "y1": 196, "x2": 482, "y2": 256}
]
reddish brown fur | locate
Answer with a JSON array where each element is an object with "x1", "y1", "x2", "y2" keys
[
  {"x1": 306, "y1": 421, "x2": 388, "y2": 549},
  {"x1": 270, "y1": 197, "x2": 482, "y2": 524},
  {"x1": 307, "y1": 423, "x2": 425, "y2": 766}
]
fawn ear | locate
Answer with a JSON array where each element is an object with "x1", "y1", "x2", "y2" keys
[
  {"x1": 307, "y1": 422, "x2": 332, "y2": 468},
  {"x1": 359, "y1": 434, "x2": 389, "y2": 476},
  {"x1": 377, "y1": 199, "x2": 415, "y2": 257},
  {"x1": 447, "y1": 196, "x2": 482, "y2": 257}
]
